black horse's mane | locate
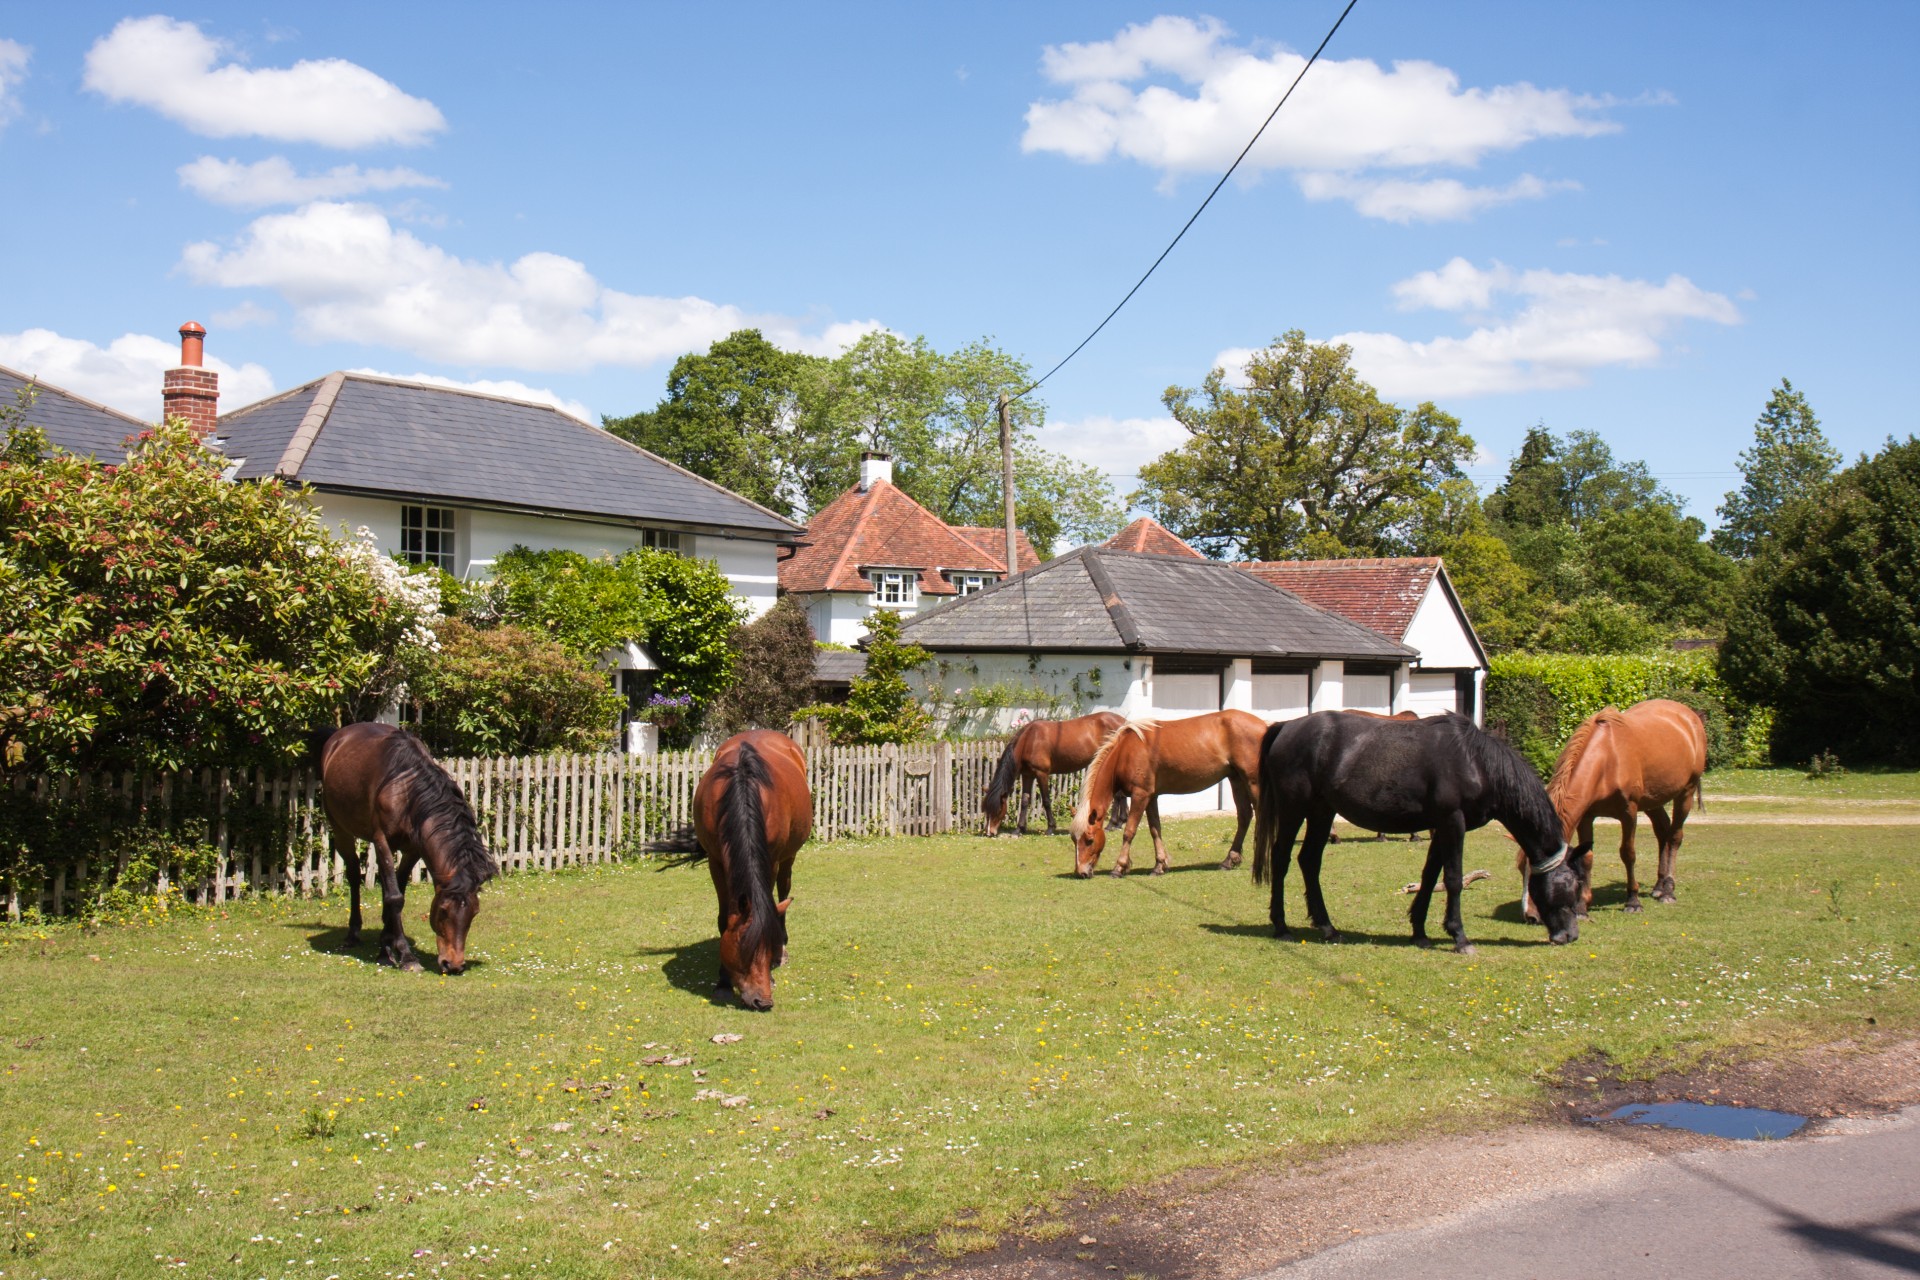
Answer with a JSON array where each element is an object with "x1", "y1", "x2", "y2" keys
[
  {"x1": 387, "y1": 730, "x2": 497, "y2": 897},
  {"x1": 1456, "y1": 716, "x2": 1560, "y2": 851},
  {"x1": 982, "y1": 727, "x2": 1026, "y2": 822},
  {"x1": 719, "y1": 740, "x2": 783, "y2": 963}
]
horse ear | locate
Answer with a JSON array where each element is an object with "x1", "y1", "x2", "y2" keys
[{"x1": 775, "y1": 897, "x2": 792, "y2": 916}]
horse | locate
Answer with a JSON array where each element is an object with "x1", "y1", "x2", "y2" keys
[
  {"x1": 1521, "y1": 699, "x2": 1707, "y2": 919},
  {"x1": 1069, "y1": 710, "x2": 1268, "y2": 878},
  {"x1": 317, "y1": 722, "x2": 498, "y2": 974},
  {"x1": 693, "y1": 730, "x2": 812, "y2": 1011},
  {"x1": 1251, "y1": 711, "x2": 1580, "y2": 951},
  {"x1": 982, "y1": 711, "x2": 1129, "y2": 836}
]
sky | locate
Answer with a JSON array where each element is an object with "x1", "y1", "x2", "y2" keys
[{"x1": 1, "y1": 2, "x2": 1914, "y2": 529}]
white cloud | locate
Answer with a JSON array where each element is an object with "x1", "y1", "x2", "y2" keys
[
  {"x1": 348, "y1": 369, "x2": 595, "y2": 424},
  {"x1": 1295, "y1": 172, "x2": 1577, "y2": 223},
  {"x1": 0, "y1": 38, "x2": 28, "y2": 131},
  {"x1": 83, "y1": 16, "x2": 445, "y2": 147},
  {"x1": 180, "y1": 201, "x2": 883, "y2": 372},
  {"x1": 0, "y1": 327, "x2": 276, "y2": 419},
  {"x1": 1023, "y1": 16, "x2": 1619, "y2": 221},
  {"x1": 210, "y1": 300, "x2": 277, "y2": 328},
  {"x1": 178, "y1": 156, "x2": 446, "y2": 207},
  {"x1": 1044, "y1": 413, "x2": 1189, "y2": 485},
  {"x1": 1327, "y1": 258, "x2": 1740, "y2": 398}
]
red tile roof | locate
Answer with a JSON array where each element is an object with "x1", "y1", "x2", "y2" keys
[
  {"x1": 950, "y1": 526, "x2": 1042, "y2": 574},
  {"x1": 781, "y1": 480, "x2": 1038, "y2": 596},
  {"x1": 1238, "y1": 557, "x2": 1441, "y2": 642},
  {"x1": 1105, "y1": 516, "x2": 1204, "y2": 559}
]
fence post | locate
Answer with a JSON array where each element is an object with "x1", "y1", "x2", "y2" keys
[{"x1": 933, "y1": 740, "x2": 953, "y2": 833}]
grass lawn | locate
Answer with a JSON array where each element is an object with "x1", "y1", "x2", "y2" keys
[
  {"x1": 1706, "y1": 765, "x2": 1920, "y2": 802},
  {"x1": 3, "y1": 809, "x2": 1917, "y2": 1280}
]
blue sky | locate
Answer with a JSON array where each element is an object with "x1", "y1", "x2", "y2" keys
[{"x1": 2, "y1": 2, "x2": 1914, "y2": 527}]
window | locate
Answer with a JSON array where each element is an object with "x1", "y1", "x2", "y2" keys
[
  {"x1": 951, "y1": 573, "x2": 994, "y2": 596},
  {"x1": 640, "y1": 528, "x2": 683, "y2": 554},
  {"x1": 400, "y1": 504, "x2": 455, "y2": 572},
  {"x1": 870, "y1": 570, "x2": 914, "y2": 606}
]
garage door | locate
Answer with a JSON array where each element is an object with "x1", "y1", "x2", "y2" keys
[
  {"x1": 1252, "y1": 672, "x2": 1309, "y2": 722},
  {"x1": 1406, "y1": 671, "x2": 1458, "y2": 716},
  {"x1": 1345, "y1": 673, "x2": 1393, "y2": 714},
  {"x1": 1151, "y1": 670, "x2": 1222, "y2": 813}
]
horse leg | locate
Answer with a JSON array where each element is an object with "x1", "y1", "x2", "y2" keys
[
  {"x1": 1615, "y1": 812, "x2": 1644, "y2": 912},
  {"x1": 1220, "y1": 772, "x2": 1251, "y2": 871},
  {"x1": 1646, "y1": 804, "x2": 1678, "y2": 904},
  {"x1": 1658, "y1": 782, "x2": 1698, "y2": 904},
  {"x1": 1268, "y1": 813, "x2": 1305, "y2": 939},
  {"x1": 1112, "y1": 792, "x2": 1148, "y2": 877},
  {"x1": 335, "y1": 828, "x2": 364, "y2": 946},
  {"x1": 1296, "y1": 811, "x2": 1340, "y2": 942},
  {"x1": 1575, "y1": 816, "x2": 1597, "y2": 917},
  {"x1": 1107, "y1": 792, "x2": 1129, "y2": 831},
  {"x1": 775, "y1": 858, "x2": 794, "y2": 968},
  {"x1": 1436, "y1": 816, "x2": 1473, "y2": 953},
  {"x1": 1015, "y1": 774, "x2": 1033, "y2": 835},
  {"x1": 1037, "y1": 773, "x2": 1057, "y2": 836},
  {"x1": 371, "y1": 833, "x2": 422, "y2": 972},
  {"x1": 1411, "y1": 838, "x2": 1447, "y2": 946},
  {"x1": 1147, "y1": 796, "x2": 1171, "y2": 876}
]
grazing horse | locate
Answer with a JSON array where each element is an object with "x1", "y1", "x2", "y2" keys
[
  {"x1": 318, "y1": 723, "x2": 497, "y2": 974},
  {"x1": 1070, "y1": 710, "x2": 1267, "y2": 878},
  {"x1": 983, "y1": 711, "x2": 1129, "y2": 836},
  {"x1": 693, "y1": 730, "x2": 812, "y2": 1011},
  {"x1": 1522, "y1": 699, "x2": 1707, "y2": 919},
  {"x1": 1251, "y1": 711, "x2": 1580, "y2": 950}
]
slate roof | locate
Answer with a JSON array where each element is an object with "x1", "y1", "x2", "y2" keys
[
  {"x1": 899, "y1": 547, "x2": 1416, "y2": 661},
  {"x1": 1, "y1": 364, "x2": 150, "y2": 459},
  {"x1": 780, "y1": 479, "x2": 1039, "y2": 597},
  {"x1": 1238, "y1": 558, "x2": 1441, "y2": 642},
  {"x1": 216, "y1": 372, "x2": 799, "y2": 536},
  {"x1": 813, "y1": 649, "x2": 869, "y2": 686},
  {"x1": 1105, "y1": 516, "x2": 1204, "y2": 559}
]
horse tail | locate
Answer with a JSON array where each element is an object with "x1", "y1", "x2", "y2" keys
[
  {"x1": 307, "y1": 725, "x2": 339, "y2": 770},
  {"x1": 1251, "y1": 720, "x2": 1286, "y2": 885},
  {"x1": 982, "y1": 731, "x2": 1023, "y2": 823},
  {"x1": 721, "y1": 740, "x2": 781, "y2": 962}
]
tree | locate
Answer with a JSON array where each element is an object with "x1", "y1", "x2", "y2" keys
[
  {"x1": 1714, "y1": 379, "x2": 1840, "y2": 558},
  {"x1": 1405, "y1": 477, "x2": 1546, "y2": 652},
  {"x1": 1485, "y1": 426, "x2": 1676, "y2": 532},
  {"x1": 797, "y1": 610, "x2": 932, "y2": 744},
  {"x1": 407, "y1": 620, "x2": 622, "y2": 757},
  {"x1": 0, "y1": 416, "x2": 438, "y2": 773},
  {"x1": 1134, "y1": 331, "x2": 1476, "y2": 560},
  {"x1": 706, "y1": 597, "x2": 819, "y2": 734},
  {"x1": 1720, "y1": 435, "x2": 1920, "y2": 762}
]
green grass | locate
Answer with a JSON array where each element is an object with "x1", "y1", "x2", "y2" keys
[
  {"x1": 1706, "y1": 765, "x2": 1920, "y2": 801},
  {"x1": 3, "y1": 812, "x2": 1918, "y2": 1280}
]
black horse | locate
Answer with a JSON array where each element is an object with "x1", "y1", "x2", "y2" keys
[{"x1": 1251, "y1": 712, "x2": 1581, "y2": 951}]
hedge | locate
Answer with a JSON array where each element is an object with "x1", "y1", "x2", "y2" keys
[{"x1": 1485, "y1": 651, "x2": 1774, "y2": 779}]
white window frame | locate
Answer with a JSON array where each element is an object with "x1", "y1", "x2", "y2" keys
[
  {"x1": 951, "y1": 572, "x2": 994, "y2": 596},
  {"x1": 400, "y1": 504, "x2": 456, "y2": 573},
  {"x1": 869, "y1": 570, "x2": 916, "y2": 608},
  {"x1": 640, "y1": 528, "x2": 683, "y2": 555}
]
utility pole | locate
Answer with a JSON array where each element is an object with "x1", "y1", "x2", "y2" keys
[{"x1": 997, "y1": 392, "x2": 1018, "y2": 575}]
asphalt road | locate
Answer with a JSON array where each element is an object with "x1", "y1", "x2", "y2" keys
[{"x1": 1260, "y1": 1105, "x2": 1920, "y2": 1279}]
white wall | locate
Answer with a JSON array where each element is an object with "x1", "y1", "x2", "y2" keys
[
  {"x1": 1252, "y1": 672, "x2": 1310, "y2": 720},
  {"x1": 1407, "y1": 671, "x2": 1460, "y2": 716},
  {"x1": 909, "y1": 651, "x2": 1139, "y2": 737},
  {"x1": 1345, "y1": 673, "x2": 1394, "y2": 714},
  {"x1": 1404, "y1": 578, "x2": 1482, "y2": 671},
  {"x1": 307, "y1": 493, "x2": 780, "y2": 618},
  {"x1": 799, "y1": 591, "x2": 879, "y2": 646}
]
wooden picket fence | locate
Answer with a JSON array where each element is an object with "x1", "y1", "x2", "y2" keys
[{"x1": 0, "y1": 735, "x2": 1050, "y2": 919}]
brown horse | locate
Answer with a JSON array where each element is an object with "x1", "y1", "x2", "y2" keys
[
  {"x1": 693, "y1": 730, "x2": 812, "y2": 1011},
  {"x1": 983, "y1": 711, "x2": 1128, "y2": 836},
  {"x1": 1069, "y1": 710, "x2": 1268, "y2": 877},
  {"x1": 1522, "y1": 699, "x2": 1707, "y2": 918},
  {"x1": 318, "y1": 723, "x2": 497, "y2": 974}
]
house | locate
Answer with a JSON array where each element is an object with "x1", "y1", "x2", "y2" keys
[
  {"x1": 1, "y1": 363, "x2": 151, "y2": 457},
  {"x1": 1239, "y1": 557, "x2": 1487, "y2": 722},
  {"x1": 896, "y1": 546, "x2": 1416, "y2": 812},
  {"x1": 778, "y1": 451, "x2": 1039, "y2": 645}
]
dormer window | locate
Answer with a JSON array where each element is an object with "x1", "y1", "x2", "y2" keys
[
  {"x1": 951, "y1": 572, "x2": 994, "y2": 596},
  {"x1": 869, "y1": 570, "x2": 916, "y2": 607}
]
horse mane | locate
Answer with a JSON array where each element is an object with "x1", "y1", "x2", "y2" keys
[
  {"x1": 1461, "y1": 717, "x2": 1560, "y2": 851},
  {"x1": 387, "y1": 730, "x2": 497, "y2": 898},
  {"x1": 1070, "y1": 719, "x2": 1154, "y2": 839},
  {"x1": 982, "y1": 727, "x2": 1026, "y2": 821},
  {"x1": 1546, "y1": 707, "x2": 1621, "y2": 803},
  {"x1": 718, "y1": 740, "x2": 782, "y2": 963}
]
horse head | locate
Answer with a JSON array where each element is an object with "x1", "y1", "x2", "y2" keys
[
  {"x1": 1525, "y1": 842, "x2": 1582, "y2": 944},
  {"x1": 719, "y1": 898, "x2": 791, "y2": 1010},
  {"x1": 429, "y1": 884, "x2": 481, "y2": 974},
  {"x1": 1069, "y1": 802, "x2": 1106, "y2": 876}
]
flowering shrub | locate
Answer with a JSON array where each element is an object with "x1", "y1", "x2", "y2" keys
[
  {"x1": 0, "y1": 412, "x2": 440, "y2": 771},
  {"x1": 404, "y1": 620, "x2": 621, "y2": 758}
]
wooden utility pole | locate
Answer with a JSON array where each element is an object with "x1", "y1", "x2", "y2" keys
[{"x1": 997, "y1": 392, "x2": 1018, "y2": 574}]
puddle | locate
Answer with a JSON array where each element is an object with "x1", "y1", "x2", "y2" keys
[{"x1": 1587, "y1": 1100, "x2": 1808, "y2": 1140}]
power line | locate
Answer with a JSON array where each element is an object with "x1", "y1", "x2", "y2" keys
[{"x1": 1015, "y1": 0, "x2": 1360, "y2": 401}]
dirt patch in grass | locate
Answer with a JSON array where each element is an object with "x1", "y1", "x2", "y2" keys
[{"x1": 886, "y1": 1034, "x2": 1920, "y2": 1280}]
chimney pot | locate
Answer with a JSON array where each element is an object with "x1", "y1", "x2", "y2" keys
[
  {"x1": 859, "y1": 450, "x2": 893, "y2": 490},
  {"x1": 178, "y1": 321, "x2": 206, "y2": 368},
  {"x1": 163, "y1": 321, "x2": 219, "y2": 440}
]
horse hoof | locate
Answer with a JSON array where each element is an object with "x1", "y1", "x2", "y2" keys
[
  {"x1": 1273, "y1": 927, "x2": 1291, "y2": 940},
  {"x1": 1454, "y1": 942, "x2": 1477, "y2": 956},
  {"x1": 1415, "y1": 936, "x2": 1435, "y2": 949},
  {"x1": 1319, "y1": 929, "x2": 1341, "y2": 944},
  {"x1": 402, "y1": 958, "x2": 424, "y2": 973},
  {"x1": 1624, "y1": 901, "x2": 1644, "y2": 913},
  {"x1": 1109, "y1": 867, "x2": 1127, "y2": 879},
  {"x1": 1219, "y1": 856, "x2": 1241, "y2": 871}
]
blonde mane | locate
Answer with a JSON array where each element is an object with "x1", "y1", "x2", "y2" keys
[
  {"x1": 1069, "y1": 718, "x2": 1157, "y2": 838},
  {"x1": 1547, "y1": 706, "x2": 1622, "y2": 802}
]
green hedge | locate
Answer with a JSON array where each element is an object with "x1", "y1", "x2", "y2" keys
[{"x1": 1486, "y1": 651, "x2": 1774, "y2": 778}]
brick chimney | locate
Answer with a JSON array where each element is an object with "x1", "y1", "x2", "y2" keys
[{"x1": 162, "y1": 321, "x2": 219, "y2": 438}]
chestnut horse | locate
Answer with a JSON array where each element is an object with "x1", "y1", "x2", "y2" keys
[
  {"x1": 693, "y1": 730, "x2": 812, "y2": 1011},
  {"x1": 1069, "y1": 710, "x2": 1267, "y2": 877},
  {"x1": 983, "y1": 711, "x2": 1128, "y2": 836},
  {"x1": 1522, "y1": 699, "x2": 1706, "y2": 919},
  {"x1": 318, "y1": 722, "x2": 497, "y2": 974}
]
